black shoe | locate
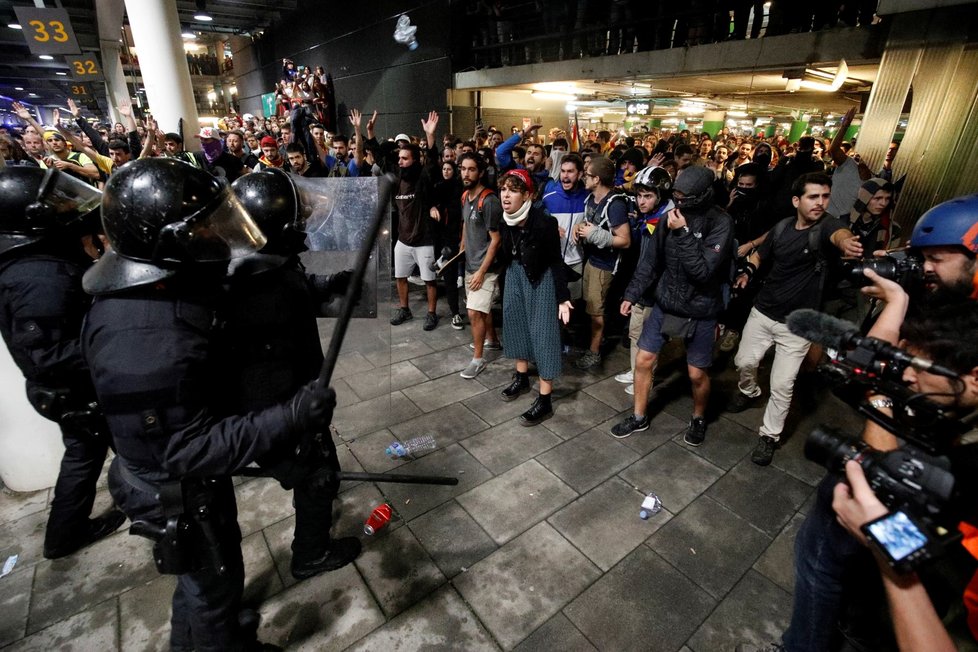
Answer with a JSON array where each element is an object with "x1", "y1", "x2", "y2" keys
[
  {"x1": 683, "y1": 417, "x2": 707, "y2": 446},
  {"x1": 611, "y1": 414, "x2": 651, "y2": 439},
  {"x1": 520, "y1": 396, "x2": 553, "y2": 426},
  {"x1": 43, "y1": 509, "x2": 127, "y2": 559},
  {"x1": 423, "y1": 311, "x2": 439, "y2": 331},
  {"x1": 390, "y1": 307, "x2": 413, "y2": 326},
  {"x1": 727, "y1": 391, "x2": 760, "y2": 413},
  {"x1": 291, "y1": 537, "x2": 362, "y2": 580},
  {"x1": 751, "y1": 436, "x2": 778, "y2": 466},
  {"x1": 500, "y1": 373, "x2": 530, "y2": 402}
]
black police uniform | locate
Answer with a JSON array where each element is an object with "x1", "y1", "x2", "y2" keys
[
  {"x1": 0, "y1": 239, "x2": 117, "y2": 557},
  {"x1": 83, "y1": 275, "x2": 297, "y2": 651},
  {"x1": 223, "y1": 256, "x2": 342, "y2": 571}
]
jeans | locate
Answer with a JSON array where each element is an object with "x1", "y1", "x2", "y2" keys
[{"x1": 783, "y1": 473, "x2": 869, "y2": 652}]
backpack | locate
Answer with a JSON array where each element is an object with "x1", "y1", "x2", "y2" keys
[
  {"x1": 583, "y1": 191, "x2": 632, "y2": 273},
  {"x1": 765, "y1": 216, "x2": 830, "y2": 305},
  {"x1": 460, "y1": 187, "x2": 494, "y2": 221}
]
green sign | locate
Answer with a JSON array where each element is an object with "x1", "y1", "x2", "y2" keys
[{"x1": 261, "y1": 92, "x2": 277, "y2": 118}]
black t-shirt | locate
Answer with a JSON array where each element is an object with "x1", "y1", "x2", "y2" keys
[{"x1": 754, "y1": 215, "x2": 846, "y2": 323}]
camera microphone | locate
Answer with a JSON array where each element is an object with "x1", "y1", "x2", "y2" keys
[{"x1": 786, "y1": 309, "x2": 960, "y2": 379}]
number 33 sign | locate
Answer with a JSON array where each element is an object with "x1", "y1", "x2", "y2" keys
[{"x1": 13, "y1": 7, "x2": 81, "y2": 55}]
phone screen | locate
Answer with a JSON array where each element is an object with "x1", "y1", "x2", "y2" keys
[{"x1": 866, "y1": 511, "x2": 928, "y2": 561}]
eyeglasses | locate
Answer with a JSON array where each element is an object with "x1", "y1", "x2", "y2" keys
[{"x1": 584, "y1": 172, "x2": 598, "y2": 178}]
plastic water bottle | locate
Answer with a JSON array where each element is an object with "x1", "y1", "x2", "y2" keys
[
  {"x1": 385, "y1": 434, "x2": 437, "y2": 459},
  {"x1": 639, "y1": 492, "x2": 662, "y2": 520},
  {"x1": 364, "y1": 504, "x2": 393, "y2": 535}
]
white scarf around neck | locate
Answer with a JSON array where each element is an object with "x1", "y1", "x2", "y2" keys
[{"x1": 503, "y1": 200, "x2": 531, "y2": 226}]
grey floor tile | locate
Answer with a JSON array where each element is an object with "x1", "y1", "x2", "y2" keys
[
  {"x1": 402, "y1": 372, "x2": 490, "y2": 413},
  {"x1": 332, "y1": 377, "x2": 361, "y2": 409},
  {"x1": 754, "y1": 511, "x2": 805, "y2": 594},
  {"x1": 513, "y1": 612, "x2": 597, "y2": 652},
  {"x1": 345, "y1": 584, "x2": 498, "y2": 651},
  {"x1": 343, "y1": 360, "x2": 429, "y2": 401},
  {"x1": 346, "y1": 428, "x2": 412, "y2": 474},
  {"x1": 331, "y1": 351, "x2": 376, "y2": 380},
  {"x1": 0, "y1": 488, "x2": 49, "y2": 527},
  {"x1": 537, "y1": 429, "x2": 641, "y2": 494},
  {"x1": 364, "y1": 338, "x2": 434, "y2": 367},
  {"x1": 462, "y1": 388, "x2": 538, "y2": 426},
  {"x1": 408, "y1": 500, "x2": 498, "y2": 579},
  {"x1": 542, "y1": 392, "x2": 619, "y2": 440},
  {"x1": 598, "y1": 410, "x2": 688, "y2": 455},
  {"x1": 118, "y1": 574, "x2": 175, "y2": 652},
  {"x1": 234, "y1": 476, "x2": 296, "y2": 538},
  {"x1": 648, "y1": 495, "x2": 771, "y2": 599},
  {"x1": 258, "y1": 562, "x2": 385, "y2": 651},
  {"x1": 242, "y1": 529, "x2": 285, "y2": 604},
  {"x1": 389, "y1": 402, "x2": 490, "y2": 446},
  {"x1": 0, "y1": 509, "x2": 46, "y2": 572},
  {"x1": 706, "y1": 459, "x2": 813, "y2": 536},
  {"x1": 409, "y1": 344, "x2": 474, "y2": 379},
  {"x1": 565, "y1": 546, "x2": 715, "y2": 652},
  {"x1": 460, "y1": 418, "x2": 563, "y2": 475},
  {"x1": 0, "y1": 567, "x2": 32, "y2": 647},
  {"x1": 686, "y1": 570, "x2": 792, "y2": 652},
  {"x1": 354, "y1": 522, "x2": 446, "y2": 618},
  {"x1": 770, "y1": 413, "x2": 841, "y2": 486},
  {"x1": 619, "y1": 442, "x2": 724, "y2": 514},
  {"x1": 28, "y1": 530, "x2": 156, "y2": 633},
  {"x1": 582, "y1": 374, "x2": 635, "y2": 412},
  {"x1": 454, "y1": 521, "x2": 601, "y2": 650},
  {"x1": 673, "y1": 415, "x2": 757, "y2": 470},
  {"x1": 472, "y1": 358, "x2": 521, "y2": 389},
  {"x1": 9, "y1": 597, "x2": 118, "y2": 652},
  {"x1": 375, "y1": 444, "x2": 494, "y2": 522},
  {"x1": 551, "y1": 477, "x2": 672, "y2": 571},
  {"x1": 457, "y1": 460, "x2": 578, "y2": 545},
  {"x1": 332, "y1": 391, "x2": 422, "y2": 438}
]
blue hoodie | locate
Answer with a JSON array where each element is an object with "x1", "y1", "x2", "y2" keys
[{"x1": 541, "y1": 178, "x2": 589, "y2": 265}]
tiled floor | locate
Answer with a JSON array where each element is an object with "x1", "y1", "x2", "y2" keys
[{"x1": 0, "y1": 286, "x2": 866, "y2": 651}]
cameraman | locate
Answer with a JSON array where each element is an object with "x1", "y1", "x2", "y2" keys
[{"x1": 833, "y1": 301, "x2": 978, "y2": 652}]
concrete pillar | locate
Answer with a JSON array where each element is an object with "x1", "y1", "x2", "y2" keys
[
  {"x1": 123, "y1": 0, "x2": 199, "y2": 136},
  {"x1": 94, "y1": 0, "x2": 128, "y2": 125},
  {"x1": 701, "y1": 111, "x2": 725, "y2": 138}
]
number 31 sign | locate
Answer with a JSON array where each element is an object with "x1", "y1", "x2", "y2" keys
[{"x1": 13, "y1": 7, "x2": 81, "y2": 55}]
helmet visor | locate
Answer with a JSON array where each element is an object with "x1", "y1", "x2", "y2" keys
[
  {"x1": 156, "y1": 187, "x2": 267, "y2": 263},
  {"x1": 34, "y1": 168, "x2": 102, "y2": 224}
]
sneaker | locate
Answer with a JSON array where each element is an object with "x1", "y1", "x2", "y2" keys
[
  {"x1": 751, "y1": 436, "x2": 778, "y2": 466},
  {"x1": 451, "y1": 314, "x2": 464, "y2": 330},
  {"x1": 625, "y1": 383, "x2": 634, "y2": 396},
  {"x1": 500, "y1": 373, "x2": 530, "y2": 401},
  {"x1": 614, "y1": 370, "x2": 634, "y2": 384},
  {"x1": 719, "y1": 329, "x2": 740, "y2": 352},
  {"x1": 727, "y1": 391, "x2": 760, "y2": 413},
  {"x1": 683, "y1": 417, "x2": 707, "y2": 446},
  {"x1": 575, "y1": 349, "x2": 602, "y2": 370},
  {"x1": 460, "y1": 359, "x2": 487, "y2": 379},
  {"x1": 43, "y1": 509, "x2": 127, "y2": 559},
  {"x1": 611, "y1": 414, "x2": 650, "y2": 438},
  {"x1": 469, "y1": 339, "x2": 502, "y2": 351},
  {"x1": 457, "y1": 276, "x2": 464, "y2": 288},
  {"x1": 407, "y1": 274, "x2": 425, "y2": 286},
  {"x1": 519, "y1": 395, "x2": 553, "y2": 426},
  {"x1": 390, "y1": 307, "x2": 413, "y2": 326},
  {"x1": 423, "y1": 311, "x2": 439, "y2": 331},
  {"x1": 291, "y1": 537, "x2": 362, "y2": 580}
]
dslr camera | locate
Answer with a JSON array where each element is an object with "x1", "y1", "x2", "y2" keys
[{"x1": 841, "y1": 250, "x2": 924, "y2": 288}]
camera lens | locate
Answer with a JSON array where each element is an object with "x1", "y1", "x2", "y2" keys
[{"x1": 805, "y1": 426, "x2": 867, "y2": 471}]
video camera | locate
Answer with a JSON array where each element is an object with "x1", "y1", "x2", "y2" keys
[
  {"x1": 787, "y1": 309, "x2": 974, "y2": 573},
  {"x1": 841, "y1": 250, "x2": 923, "y2": 288}
]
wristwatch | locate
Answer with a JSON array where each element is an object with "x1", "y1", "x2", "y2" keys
[{"x1": 869, "y1": 397, "x2": 894, "y2": 409}]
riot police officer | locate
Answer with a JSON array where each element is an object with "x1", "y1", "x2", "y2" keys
[
  {"x1": 0, "y1": 166, "x2": 125, "y2": 559},
  {"x1": 81, "y1": 158, "x2": 335, "y2": 651},
  {"x1": 227, "y1": 168, "x2": 360, "y2": 579}
]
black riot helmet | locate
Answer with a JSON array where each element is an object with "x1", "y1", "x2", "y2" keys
[
  {"x1": 83, "y1": 158, "x2": 266, "y2": 295},
  {"x1": 632, "y1": 165, "x2": 673, "y2": 212},
  {"x1": 0, "y1": 166, "x2": 102, "y2": 257},
  {"x1": 230, "y1": 167, "x2": 305, "y2": 255}
]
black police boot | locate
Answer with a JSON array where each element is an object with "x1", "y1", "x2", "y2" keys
[
  {"x1": 500, "y1": 372, "x2": 530, "y2": 402},
  {"x1": 43, "y1": 509, "x2": 127, "y2": 560},
  {"x1": 291, "y1": 537, "x2": 362, "y2": 580}
]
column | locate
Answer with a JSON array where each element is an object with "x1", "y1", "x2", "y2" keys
[
  {"x1": 123, "y1": 0, "x2": 199, "y2": 135},
  {"x1": 701, "y1": 111, "x2": 726, "y2": 138},
  {"x1": 94, "y1": 0, "x2": 128, "y2": 125},
  {"x1": 787, "y1": 119, "x2": 809, "y2": 143}
]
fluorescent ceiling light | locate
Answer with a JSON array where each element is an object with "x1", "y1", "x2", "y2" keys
[
  {"x1": 8, "y1": 23, "x2": 21, "y2": 30},
  {"x1": 727, "y1": 110, "x2": 748, "y2": 117},
  {"x1": 194, "y1": 13, "x2": 213, "y2": 21},
  {"x1": 39, "y1": 55, "x2": 54, "y2": 60},
  {"x1": 531, "y1": 91, "x2": 577, "y2": 101},
  {"x1": 182, "y1": 31, "x2": 195, "y2": 38},
  {"x1": 56, "y1": 71, "x2": 67, "y2": 76}
]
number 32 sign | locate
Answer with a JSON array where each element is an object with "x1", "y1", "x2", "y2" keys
[{"x1": 13, "y1": 7, "x2": 81, "y2": 55}]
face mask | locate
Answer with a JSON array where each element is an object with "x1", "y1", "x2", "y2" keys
[{"x1": 754, "y1": 150, "x2": 772, "y2": 168}]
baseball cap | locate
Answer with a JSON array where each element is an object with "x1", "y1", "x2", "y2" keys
[
  {"x1": 394, "y1": 133, "x2": 411, "y2": 144},
  {"x1": 260, "y1": 135, "x2": 278, "y2": 148},
  {"x1": 195, "y1": 127, "x2": 220, "y2": 140}
]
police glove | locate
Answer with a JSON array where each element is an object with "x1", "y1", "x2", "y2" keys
[
  {"x1": 311, "y1": 269, "x2": 358, "y2": 302},
  {"x1": 286, "y1": 382, "x2": 337, "y2": 434}
]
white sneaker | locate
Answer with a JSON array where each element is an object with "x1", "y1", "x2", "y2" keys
[
  {"x1": 625, "y1": 384, "x2": 634, "y2": 395},
  {"x1": 457, "y1": 276, "x2": 464, "y2": 288},
  {"x1": 614, "y1": 370, "x2": 634, "y2": 384},
  {"x1": 460, "y1": 359, "x2": 487, "y2": 379},
  {"x1": 469, "y1": 339, "x2": 502, "y2": 351},
  {"x1": 407, "y1": 274, "x2": 425, "y2": 286}
]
